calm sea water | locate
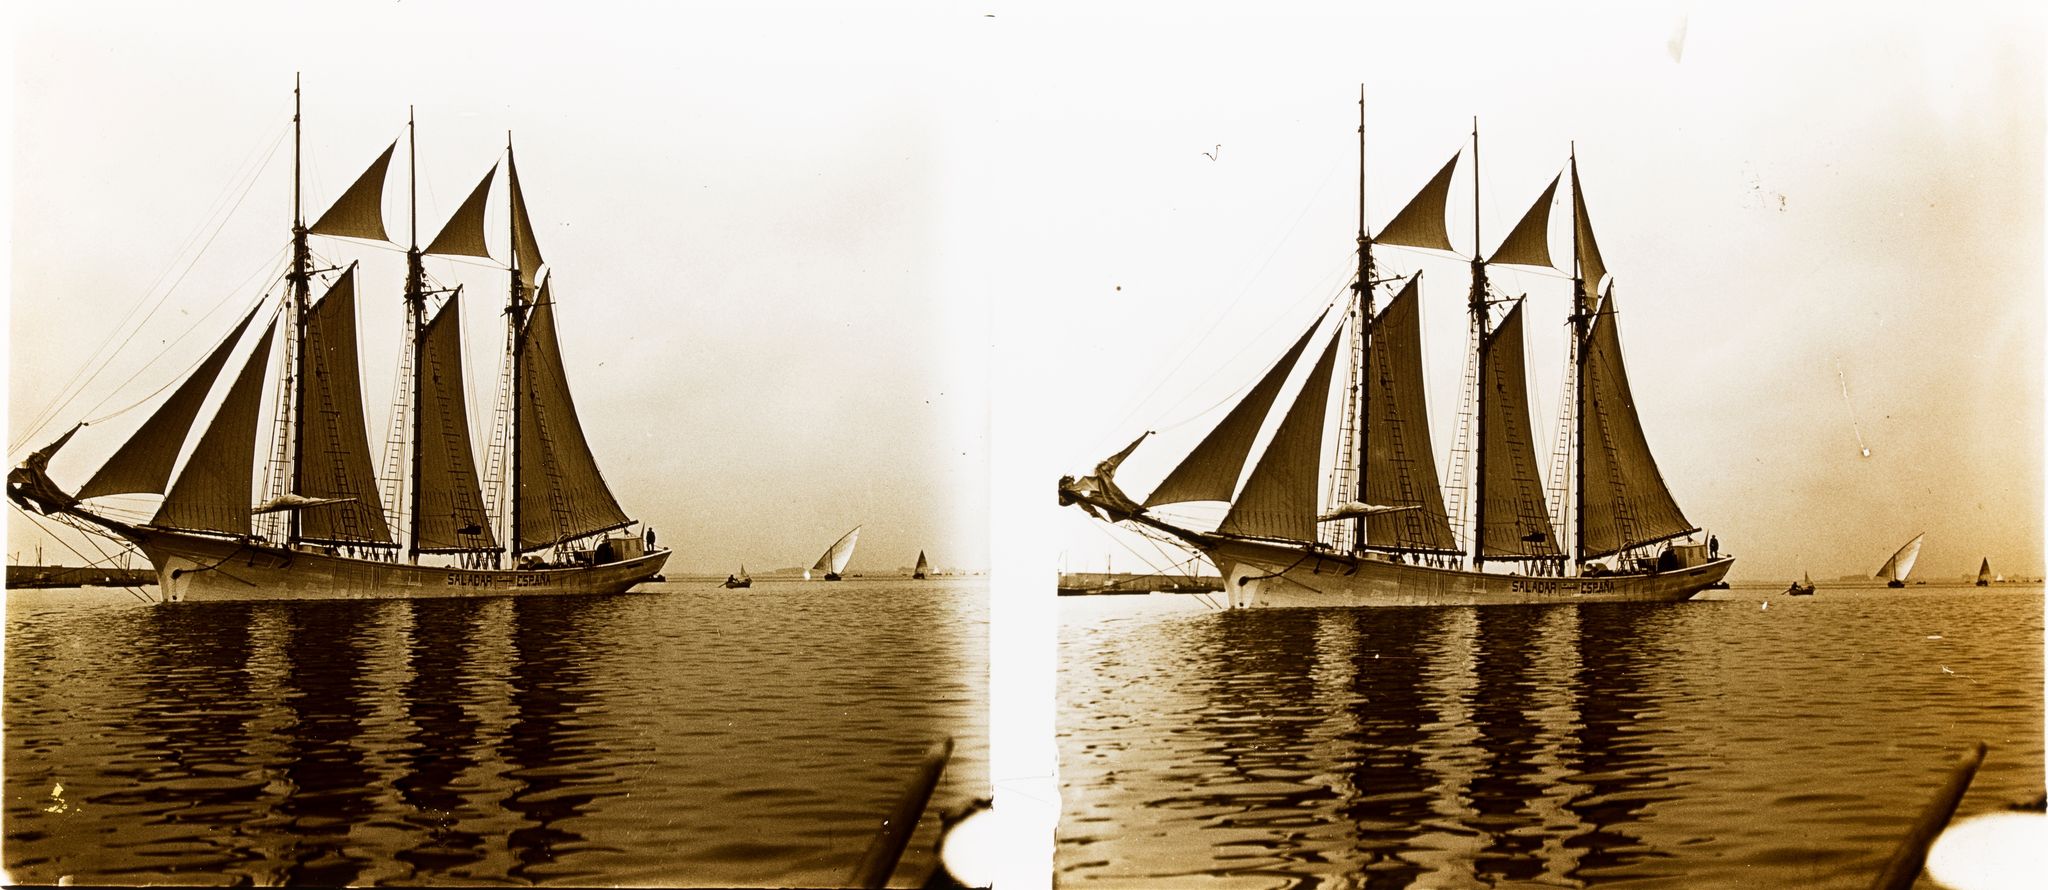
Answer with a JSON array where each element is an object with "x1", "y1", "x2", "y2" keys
[
  {"x1": 4, "y1": 577, "x2": 986, "y2": 887},
  {"x1": 1058, "y1": 584, "x2": 2043, "y2": 889}
]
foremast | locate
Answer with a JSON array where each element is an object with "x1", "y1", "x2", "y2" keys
[{"x1": 287, "y1": 74, "x2": 311, "y2": 547}]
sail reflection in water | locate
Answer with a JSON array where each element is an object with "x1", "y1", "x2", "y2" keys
[
  {"x1": 5, "y1": 579, "x2": 987, "y2": 886},
  {"x1": 1059, "y1": 587, "x2": 2043, "y2": 888}
]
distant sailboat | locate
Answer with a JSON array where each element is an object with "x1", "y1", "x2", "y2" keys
[
  {"x1": 1876, "y1": 533, "x2": 1926, "y2": 588},
  {"x1": 913, "y1": 550, "x2": 930, "y2": 580},
  {"x1": 813, "y1": 526, "x2": 861, "y2": 581},
  {"x1": 5, "y1": 82, "x2": 668, "y2": 602},
  {"x1": 724, "y1": 565, "x2": 752, "y2": 589},
  {"x1": 1976, "y1": 558, "x2": 1991, "y2": 587},
  {"x1": 1787, "y1": 571, "x2": 1815, "y2": 596}
]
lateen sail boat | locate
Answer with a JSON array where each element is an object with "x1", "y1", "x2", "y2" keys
[
  {"x1": 725, "y1": 564, "x2": 752, "y2": 589},
  {"x1": 913, "y1": 550, "x2": 930, "y2": 580},
  {"x1": 1788, "y1": 571, "x2": 1815, "y2": 596},
  {"x1": 6, "y1": 82, "x2": 669, "y2": 602},
  {"x1": 1876, "y1": 533, "x2": 1925, "y2": 588},
  {"x1": 1976, "y1": 558, "x2": 1991, "y2": 587},
  {"x1": 1057, "y1": 92, "x2": 1733, "y2": 607},
  {"x1": 812, "y1": 526, "x2": 861, "y2": 581}
]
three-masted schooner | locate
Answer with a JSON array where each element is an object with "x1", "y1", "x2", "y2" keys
[
  {"x1": 1059, "y1": 92, "x2": 1733, "y2": 607},
  {"x1": 7, "y1": 83, "x2": 669, "y2": 602}
]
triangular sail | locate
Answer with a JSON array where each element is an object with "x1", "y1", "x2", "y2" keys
[
  {"x1": 78, "y1": 305, "x2": 260, "y2": 499},
  {"x1": 914, "y1": 550, "x2": 930, "y2": 578},
  {"x1": 297, "y1": 266, "x2": 395, "y2": 546},
  {"x1": 1362, "y1": 277, "x2": 1459, "y2": 552},
  {"x1": 1572, "y1": 160, "x2": 1608, "y2": 292},
  {"x1": 1876, "y1": 533, "x2": 1926, "y2": 583},
  {"x1": 508, "y1": 155, "x2": 545, "y2": 289},
  {"x1": 1490, "y1": 173, "x2": 1560, "y2": 270},
  {"x1": 308, "y1": 140, "x2": 397, "y2": 243},
  {"x1": 154, "y1": 319, "x2": 276, "y2": 535},
  {"x1": 1477, "y1": 300, "x2": 1560, "y2": 559},
  {"x1": 1977, "y1": 558, "x2": 1991, "y2": 584},
  {"x1": 1374, "y1": 151, "x2": 1460, "y2": 252},
  {"x1": 1577, "y1": 289, "x2": 1695, "y2": 557},
  {"x1": 1216, "y1": 325, "x2": 1345, "y2": 542},
  {"x1": 1144, "y1": 311, "x2": 1328, "y2": 508},
  {"x1": 424, "y1": 164, "x2": 498, "y2": 259},
  {"x1": 813, "y1": 526, "x2": 861, "y2": 575},
  {"x1": 515, "y1": 279, "x2": 632, "y2": 551},
  {"x1": 413, "y1": 294, "x2": 497, "y2": 552}
]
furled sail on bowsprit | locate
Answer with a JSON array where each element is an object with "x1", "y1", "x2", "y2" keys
[
  {"x1": 1215, "y1": 324, "x2": 1346, "y2": 542},
  {"x1": 76, "y1": 305, "x2": 261, "y2": 500},
  {"x1": 296, "y1": 265, "x2": 396, "y2": 546},
  {"x1": 1361, "y1": 277, "x2": 1459, "y2": 553},
  {"x1": 1143, "y1": 311, "x2": 1327, "y2": 509},
  {"x1": 814, "y1": 526, "x2": 862, "y2": 577},
  {"x1": 1477, "y1": 299, "x2": 1560, "y2": 559},
  {"x1": 154, "y1": 318, "x2": 279, "y2": 536},
  {"x1": 414, "y1": 293, "x2": 497, "y2": 552},
  {"x1": 515, "y1": 277, "x2": 632, "y2": 551},
  {"x1": 1577, "y1": 288, "x2": 1694, "y2": 557}
]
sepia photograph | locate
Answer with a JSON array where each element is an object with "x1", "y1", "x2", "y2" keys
[
  {"x1": 1001, "y1": 2, "x2": 2045, "y2": 888},
  {"x1": 6, "y1": 1, "x2": 2045, "y2": 889},
  {"x1": 6, "y1": 2, "x2": 992, "y2": 887}
]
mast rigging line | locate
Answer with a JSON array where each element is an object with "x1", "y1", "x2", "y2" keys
[
  {"x1": 73, "y1": 249, "x2": 290, "y2": 429},
  {"x1": 13, "y1": 125, "x2": 291, "y2": 456},
  {"x1": 1097, "y1": 154, "x2": 1345, "y2": 451}
]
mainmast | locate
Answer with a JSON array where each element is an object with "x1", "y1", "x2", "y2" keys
[
  {"x1": 1569, "y1": 143, "x2": 1589, "y2": 574},
  {"x1": 1351, "y1": 85, "x2": 1373, "y2": 553},
  {"x1": 405, "y1": 107, "x2": 426, "y2": 562},
  {"x1": 1467, "y1": 116, "x2": 1488, "y2": 569},
  {"x1": 506, "y1": 132, "x2": 526, "y2": 565},
  {"x1": 287, "y1": 73, "x2": 310, "y2": 546}
]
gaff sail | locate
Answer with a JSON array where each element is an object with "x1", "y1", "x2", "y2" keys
[
  {"x1": 515, "y1": 278, "x2": 632, "y2": 552},
  {"x1": 1577, "y1": 288, "x2": 1695, "y2": 558},
  {"x1": 1477, "y1": 299, "x2": 1560, "y2": 559}
]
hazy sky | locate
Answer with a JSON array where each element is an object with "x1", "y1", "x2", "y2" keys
[
  {"x1": 996, "y1": 3, "x2": 2044, "y2": 584},
  {"x1": 6, "y1": 1, "x2": 991, "y2": 575}
]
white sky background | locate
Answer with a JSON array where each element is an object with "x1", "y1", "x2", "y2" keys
[
  {"x1": 1001, "y1": 2, "x2": 2045, "y2": 584},
  {"x1": 6, "y1": 0, "x2": 993, "y2": 576}
]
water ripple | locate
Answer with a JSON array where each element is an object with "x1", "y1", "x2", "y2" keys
[{"x1": 1059, "y1": 587, "x2": 2043, "y2": 888}]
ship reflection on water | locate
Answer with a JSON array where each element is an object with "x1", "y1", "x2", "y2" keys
[
  {"x1": 1058, "y1": 587, "x2": 2043, "y2": 888},
  {"x1": 4, "y1": 579, "x2": 987, "y2": 887}
]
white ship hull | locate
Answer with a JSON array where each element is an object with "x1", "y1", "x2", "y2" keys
[
  {"x1": 128, "y1": 526, "x2": 668, "y2": 603},
  {"x1": 1202, "y1": 537, "x2": 1731, "y2": 608}
]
